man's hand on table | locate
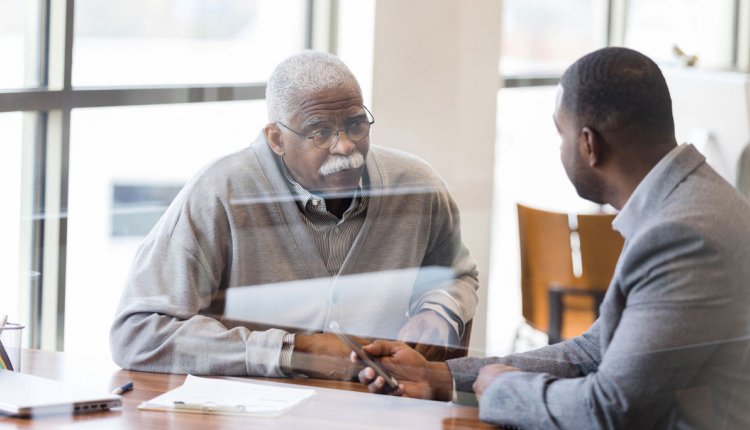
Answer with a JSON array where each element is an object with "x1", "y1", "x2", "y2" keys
[
  {"x1": 473, "y1": 364, "x2": 520, "y2": 401},
  {"x1": 398, "y1": 310, "x2": 455, "y2": 362},
  {"x1": 292, "y1": 333, "x2": 366, "y2": 380},
  {"x1": 352, "y1": 340, "x2": 454, "y2": 401}
]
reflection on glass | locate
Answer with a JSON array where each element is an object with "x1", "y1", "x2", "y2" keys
[
  {"x1": 0, "y1": 0, "x2": 40, "y2": 89},
  {"x1": 625, "y1": 0, "x2": 734, "y2": 69},
  {"x1": 106, "y1": 133, "x2": 480, "y2": 375},
  {"x1": 73, "y1": 0, "x2": 308, "y2": 86},
  {"x1": 0, "y1": 113, "x2": 24, "y2": 324},
  {"x1": 99, "y1": 98, "x2": 479, "y2": 378},
  {"x1": 500, "y1": 0, "x2": 607, "y2": 76},
  {"x1": 65, "y1": 101, "x2": 266, "y2": 358},
  {"x1": 111, "y1": 184, "x2": 184, "y2": 237},
  {"x1": 222, "y1": 267, "x2": 456, "y2": 341}
]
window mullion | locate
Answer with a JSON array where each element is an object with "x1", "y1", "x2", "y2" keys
[
  {"x1": 310, "y1": 0, "x2": 338, "y2": 54},
  {"x1": 737, "y1": 0, "x2": 750, "y2": 71},
  {"x1": 608, "y1": 0, "x2": 627, "y2": 47},
  {"x1": 37, "y1": 0, "x2": 74, "y2": 351}
]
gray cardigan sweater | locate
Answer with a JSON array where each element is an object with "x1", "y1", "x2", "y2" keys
[{"x1": 110, "y1": 134, "x2": 479, "y2": 376}]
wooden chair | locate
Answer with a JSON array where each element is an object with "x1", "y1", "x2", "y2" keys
[{"x1": 517, "y1": 203, "x2": 624, "y2": 344}]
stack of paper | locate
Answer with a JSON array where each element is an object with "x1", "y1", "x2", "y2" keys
[{"x1": 139, "y1": 375, "x2": 315, "y2": 417}]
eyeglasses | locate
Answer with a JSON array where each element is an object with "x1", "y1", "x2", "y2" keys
[{"x1": 276, "y1": 106, "x2": 375, "y2": 149}]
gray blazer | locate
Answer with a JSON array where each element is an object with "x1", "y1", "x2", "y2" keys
[{"x1": 448, "y1": 144, "x2": 750, "y2": 429}]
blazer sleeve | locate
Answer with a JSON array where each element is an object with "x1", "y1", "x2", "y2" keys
[
  {"x1": 474, "y1": 221, "x2": 737, "y2": 429},
  {"x1": 447, "y1": 321, "x2": 601, "y2": 393}
]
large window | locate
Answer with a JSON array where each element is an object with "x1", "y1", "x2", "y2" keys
[
  {"x1": 73, "y1": 0, "x2": 307, "y2": 86},
  {"x1": 0, "y1": 113, "x2": 25, "y2": 328},
  {"x1": 1, "y1": 0, "x2": 312, "y2": 353},
  {"x1": 0, "y1": 0, "x2": 42, "y2": 89},
  {"x1": 500, "y1": 0, "x2": 608, "y2": 77},
  {"x1": 625, "y1": 0, "x2": 736, "y2": 69},
  {"x1": 64, "y1": 101, "x2": 265, "y2": 358}
]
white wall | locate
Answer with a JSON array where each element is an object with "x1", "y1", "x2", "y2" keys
[
  {"x1": 371, "y1": 0, "x2": 502, "y2": 355},
  {"x1": 662, "y1": 67, "x2": 750, "y2": 186}
]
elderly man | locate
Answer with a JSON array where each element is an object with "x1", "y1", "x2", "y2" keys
[
  {"x1": 357, "y1": 47, "x2": 750, "y2": 429},
  {"x1": 110, "y1": 51, "x2": 478, "y2": 379}
]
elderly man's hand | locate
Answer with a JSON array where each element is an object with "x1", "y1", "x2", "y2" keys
[
  {"x1": 291, "y1": 333, "x2": 366, "y2": 380},
  {"x1": 398, "y1": 310, "x2": 455, "y2": 361},
  {"x1": 353, "y1": 340, "x2": 454, "y2": 401},
  {"x1": 473, "y1": 364, "x2": 520, "y2": 400}
]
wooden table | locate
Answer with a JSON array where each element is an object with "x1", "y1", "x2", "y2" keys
[{"x1": 0, "y1": 349, "x2": 496, "y2": 429}]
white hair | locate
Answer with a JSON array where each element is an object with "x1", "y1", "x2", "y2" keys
[{"x1": 266, "y1": 50, "x2": 362, "y2": 123}]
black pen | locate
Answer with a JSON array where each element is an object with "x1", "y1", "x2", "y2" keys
[{"x1": 111, "y1": 381, "x2": 134, "y2": 395}]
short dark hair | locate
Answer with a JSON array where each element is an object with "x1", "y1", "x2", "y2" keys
[{"x1": 560, "y1": 47, "x2": 674, "y2": 134}]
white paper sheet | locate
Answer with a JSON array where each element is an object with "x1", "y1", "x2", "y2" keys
[{"x1": 138, "y1": 375, "x2": 315, "y2": 417}]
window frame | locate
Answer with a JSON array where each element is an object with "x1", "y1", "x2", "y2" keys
[
  {"x1": 502, "y1": 0, "x2": 749, "y2": 88},
  {"x1": 0, "y1": 0, "x2": 336, "y2": 351}
]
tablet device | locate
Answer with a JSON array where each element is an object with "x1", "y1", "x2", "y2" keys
[{"x1": 328, "y1": 321, "x2": 399, "y2": 392}]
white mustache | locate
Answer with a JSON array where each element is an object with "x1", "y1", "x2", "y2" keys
[{"x1": 319, "y1": 150, "x2": 365, "y2": 176}]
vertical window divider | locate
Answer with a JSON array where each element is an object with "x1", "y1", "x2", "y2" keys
[
  {"x1": 38, "y1": 0, "x2": 74, "y2": 351},
  {"x1": 608, "y1": 0, "x2": 628, "y2": 47},
  {"x1": 310, "y1": 0, "x2": 338, "y2": 54},
  {"x1": 736, "y1": 0, "x2": 750, "y2": 71},
  {"x1": 16, "y1": 0, "x2": 53, "y2": 351}
]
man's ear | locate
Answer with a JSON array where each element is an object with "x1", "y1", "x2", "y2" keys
[
  {"x1": 580, "y1": 126, "x2": 602, "y2": 168},
  {"x1": 264, "y1": 123, "x2": 285, "y2": 156}
]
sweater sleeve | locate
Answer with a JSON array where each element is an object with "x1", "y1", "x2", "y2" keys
[
  {"x1": 409, "y1": 190, "x2": 479, "y2": 339},
  {"x1": 109, "y1": 235, "x2": 288, "y2": 376},
  {"x1": 109, "y1": 171, "x2": 289, "y2": 377}
]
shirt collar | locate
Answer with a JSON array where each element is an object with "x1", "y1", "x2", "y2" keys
[
  {"x1": 612, "y1": 143, "x2": 691, "y2": 239},
  {"x1": 278, "y1": 157, "x2": 364, "y2": 213}
]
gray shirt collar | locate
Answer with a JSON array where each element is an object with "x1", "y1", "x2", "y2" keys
[{"x1": 613, "y1": 143, "x2": 704, "y2": 239}]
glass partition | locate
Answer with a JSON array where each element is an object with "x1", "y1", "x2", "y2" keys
[{"x1": 65, "y1": 101, "x2": 265, "y2": 358}]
